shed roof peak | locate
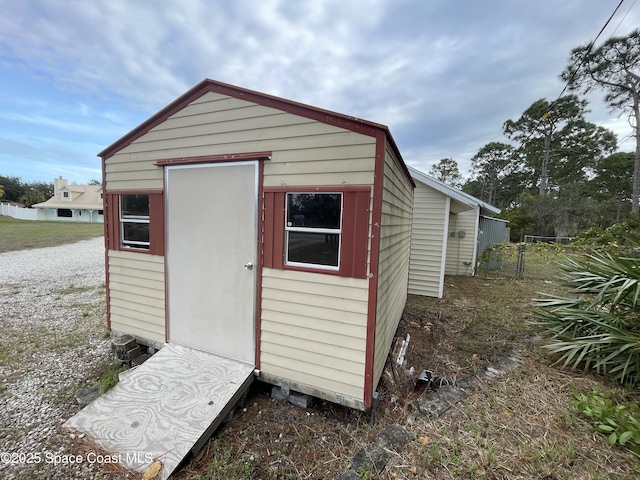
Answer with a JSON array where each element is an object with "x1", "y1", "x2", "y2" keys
[{"x1": 99, "y1": 78, "x2": 393, "y2": 159}]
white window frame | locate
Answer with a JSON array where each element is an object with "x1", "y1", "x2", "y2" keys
[
  {"x1": 285, "y1": 192, "x2": 342, "y2": 271},
  {"x1": 119, "y1": 194, "x2": 150, "y2": 249}
]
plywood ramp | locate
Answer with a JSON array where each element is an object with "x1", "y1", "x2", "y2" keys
[{"x1": 64, "y1": 344, "x2": 254, "y2": 479}]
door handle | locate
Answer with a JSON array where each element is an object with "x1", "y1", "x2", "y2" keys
[{"x1": 244, "y1": 262, "x2": 254, "y2": 270}]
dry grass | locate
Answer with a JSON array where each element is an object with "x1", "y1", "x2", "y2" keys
[
  {"x1": 390, "y1": 354, "x2": 639, "y2": 479},
  {"x1": 178, "y1": 391, "x2": 375, "y2": 479},
  {"x1": 176, "y1": 247, "x2": 640, "y2": 479}
]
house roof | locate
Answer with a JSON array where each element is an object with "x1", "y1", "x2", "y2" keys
[
  {"x1": 408, "y1": 166, "x2": 501, "y2": 216},
  {"x1": 33, "y1": 184, "x2": 103, "y2": 210},
  {"x1": 98, "y1": 78, "x2": 414, "y2": 186},
  {"x1": 62, "y1": 185, "x2": 88, "y2": 193}
]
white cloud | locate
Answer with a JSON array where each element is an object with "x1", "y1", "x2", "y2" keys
[{"x1": 0, "y1": 0, "x2": 638, "y2": 183}]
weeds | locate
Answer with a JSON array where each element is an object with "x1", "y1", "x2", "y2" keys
[
  {"x1": 194, "y1": 442, "x2": 255, "y2": 479},
  {"x1": 4, "y1": 223, "x2": 639, "y2": 479},
  {"x1": 60, "y1": 284, "x2": 93, "y2": 295},
  {"x1": 572, "y1": 388, "x2": 640, "y2": 452},
  {"x1": 356, "y1": 464, "x2": 370, "y2": 478},
  {"x1": 53, "y1": 332, "x2": 86, "y2": 352},
  {"x1": 98, "y1": 363, "x2": 124, "y2": 394}
]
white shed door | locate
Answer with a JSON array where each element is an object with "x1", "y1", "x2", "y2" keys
[{"x1": 166, "y1": 162, "x2": 257, "y2": 364}]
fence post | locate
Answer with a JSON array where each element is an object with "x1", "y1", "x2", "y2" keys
[{"x1": 516, "y1": 244, "x2": 526, "y2": 279}]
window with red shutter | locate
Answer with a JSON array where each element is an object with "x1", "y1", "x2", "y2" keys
[
  {"x1": 263, "y1": 187, "x2": 370, "y2": 279},
  {"x1": 105, "y1": 192, "x2": 164, "y2": 256}
]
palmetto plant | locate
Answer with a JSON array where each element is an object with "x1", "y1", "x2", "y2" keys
[{"x1": 534, "y1": 246, "x2": 640, "y2": 388}]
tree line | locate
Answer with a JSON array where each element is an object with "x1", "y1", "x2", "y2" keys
[
  {"x1": 0, "y1": 175, "x2": 53, "y2": 207},
  {"x1": 429, "y1": 29, "x2": 640, "y2": 241}
]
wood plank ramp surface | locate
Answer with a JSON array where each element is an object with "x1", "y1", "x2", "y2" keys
[{"x1": 64, "y1": 343, "x2": 254, "y2": 479}]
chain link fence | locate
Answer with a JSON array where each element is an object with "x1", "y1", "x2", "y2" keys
[{"x1": 478, "y1": 243, "x2": 568, "y2": 281}]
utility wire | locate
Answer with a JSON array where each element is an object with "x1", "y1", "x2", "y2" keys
[
  {"x1": 513, "y1": 0, "x2": 626, "y2": 151},
  {"x1": 555, "y1": 0, "x2": 625, "y2": 100},
  {"x1": 610, "y1": 0, "x2": 637, "y2": 37}
]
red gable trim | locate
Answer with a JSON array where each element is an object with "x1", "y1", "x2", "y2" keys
[{"x1": 97, "y1": 78, "x2": 408, "y2": 178}]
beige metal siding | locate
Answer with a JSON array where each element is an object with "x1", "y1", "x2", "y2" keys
[
  {"x1": 108, "y1": 250, "x2": 165, "y2": 343},
  {"x1": 373, "y1": 148, "x2": 413, "y2": 388},
  {"x1": 408, "y1": 183, "x2": 450, "y2": 297},
  {"x1": 260, "y1": 268, "x2": 369, "y2": 407},
  {"x1": 445, "y1": 208, "x2": 478, "y2": 276},
  {"x1": 105, "y1": 92, "x2": 376, "y2": 190}
]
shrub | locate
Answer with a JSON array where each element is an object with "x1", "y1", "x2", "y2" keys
[
  {"x1": 572, "y1": 388, "x2": 640, "y2": 453},
  {"x1": 571, "y1": 218, "x2": 640, "y2": 251},
  {"x1": 533, "y1": 245, "x2": 640, "y2": 388}
]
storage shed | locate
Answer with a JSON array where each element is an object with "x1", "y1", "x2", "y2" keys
[
  {"x1": 407, "y1": 167, "x2": 501, "y2": 298},
  {"x1": 99, "y1": 78, "x2": 414, "y2": 411}
]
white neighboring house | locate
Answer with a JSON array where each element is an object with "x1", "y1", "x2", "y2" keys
[
  {"x1": 32, "y1": 177, "x2": 104, "y2": 223},
  {"x1": 408, "y1": 166, "x2": 504, "y2": 298}
]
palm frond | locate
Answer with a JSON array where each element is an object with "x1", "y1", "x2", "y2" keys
[{"x1": 534, "y1": 245, "x2": 640, "y2": 388}]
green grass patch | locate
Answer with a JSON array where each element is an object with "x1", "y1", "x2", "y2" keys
[
  {"x1": 479, "y1": 242, "x2": 571, "y2": 280},
  {"x1": 98, "y1": 363, "x2": 124, "y2": 394},
  {"x1": 50, "y1": 360, "x2": 123, "y2": 405},
  {"x1": 0, "y1": 216, "x2": 103, "y2": 253},
  {"x1": 194, "y1": 442, "x2": 257, "y2": 480},
  {"x1": 52, "y1": 331, "x2": 87, "y2": 352},
  {"x1": 59, "y1": 284, "x2": 94, "y2": 295}
]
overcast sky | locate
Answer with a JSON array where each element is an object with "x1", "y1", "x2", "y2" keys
[{"x1": 0, "y1": 0, "x2": 638, "y2": 185}]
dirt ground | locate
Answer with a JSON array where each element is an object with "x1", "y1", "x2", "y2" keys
[
  {"x1": 173, "y1": 271, "x2": 640, "y2": 479},
  {"x1": 174, "y1": 277, "x2": 543, "y2": 480},
  {"x1": 174, "y1": 305, "x2": 458, "y2": 480}
]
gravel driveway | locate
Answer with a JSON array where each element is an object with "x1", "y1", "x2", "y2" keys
[{"x1": 0, "y1": 237, "x2": 131, "y2": 479}]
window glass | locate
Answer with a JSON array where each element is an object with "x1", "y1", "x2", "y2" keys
[
  {"x1": 122, "y1": 222, "x2": 150, "y2": 244},
  {"x1": 120, "y1": 194, "x2": 150, "y2": 249},
  {"x1": 287, "y1": 193, "x2": 341, "y2": 228},
  {"x1": 57, "y1": 209, "x2": 72, "y2": 218},
  {"x1": 287, "y1": 231, "x2": 339, "y2": 266},
  {"x1": 121, "y1": 194, "x2": 149, "y2": 218},
  {"x1": 285, "y1": 193, "x2": 341, "y2": 269}
]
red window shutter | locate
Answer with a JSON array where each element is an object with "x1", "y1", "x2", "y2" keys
[
  {"x1": 148, "y1": 193, "x2": 165, "y2": 256},
  {"x1": 105, "y1": 194, "x2": 119, "y2": 250},
  {"x1": 263, "y1": 191, "x2": 285, "y2": 269},
  {"x1": 340, "y1": 190, "x2": 370, "y2": 279}
]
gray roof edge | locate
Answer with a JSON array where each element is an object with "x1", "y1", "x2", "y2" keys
[
  {"x1": 480, "y1": 215, "x2": 509, "y2": 223},
  {"x1": 408, "y1": 166, "x2": 501, "y2": 215}
]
